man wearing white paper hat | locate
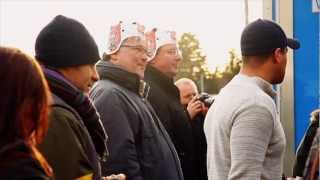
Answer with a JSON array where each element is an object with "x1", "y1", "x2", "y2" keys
[
  {"x1": 145, "y1": 29, "x2": 197, "y2": 180},
  {"x1": 90, "y1": 22, "x2": 184, "y2": 180}
]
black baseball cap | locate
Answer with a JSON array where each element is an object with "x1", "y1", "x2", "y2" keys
[{"x1": 241, "y1": 19, "x2": 300, "y2": 56}]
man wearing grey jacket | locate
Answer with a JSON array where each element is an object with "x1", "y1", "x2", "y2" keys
[
  {"x1": 90, "y1": 21, "x2": 183, "y2": 180},
  {"x1": 204, "y1": 19, "x2": 300, "y2": 180}
]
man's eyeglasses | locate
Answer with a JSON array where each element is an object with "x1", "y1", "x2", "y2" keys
[
  {"x1": 165, "y1": 49, "x2": 181, "y2": 57},
  {"x1": 120, "y1": 44, "x2": 150, "y2": 57}
]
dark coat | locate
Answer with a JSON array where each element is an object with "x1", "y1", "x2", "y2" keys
[
  {"x1": 303, "y1": 128, "x2": 319, "y2": 179},
  {"x1": 0, "y1": 141, "x2": 49, "y2": 180},
  {"x1": 145, "y1": 65, "x2": 196, "y2": 180},
  {"x1": 39, "y1": 94, "x2": 98, "y2": 180},
  {"x1": 293, "y1": 115, "x2": 319, "y2": 177},
  {"x1": 189, "y1": 112, "x2": 208, "y2": 180},
  {"x1": 90, "y1": 61, "x2": 184, "y2": 180}
]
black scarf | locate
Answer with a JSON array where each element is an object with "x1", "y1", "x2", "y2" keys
[{"x1": 43, "y1": 68, "x2": 108, "y2": 161}]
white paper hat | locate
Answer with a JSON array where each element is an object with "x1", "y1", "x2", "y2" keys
[
  {"x1": 146, "y1": 28, "x2": 177, "y2": 60},
  {"x1": 106, "y1": 21, "x2": 146, "y2": 55}
]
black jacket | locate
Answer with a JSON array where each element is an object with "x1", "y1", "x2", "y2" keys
[
  {"x1": 293, "y1": 116, "x2": 319, "y2": 177},
  {"x1": 189, "y1": 112, "x2": 208, "y2": 180},
  {"x1": 0, "y1": 141, "x2": 49, "y2": 180},
  {"x1": 145, "y1": 65, "x2": 196, "y2": 180},
  {"x1": 90, "y1": 61, "x2": 184, "y2": 180},
  {"x1": 39, "y1": 94, "x2": 98, "y2": 180}
]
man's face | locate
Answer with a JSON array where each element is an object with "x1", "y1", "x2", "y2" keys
[
  {"x1": 151, "y1": 44, "x2": 182, "y2": 78},
  {"x1": 111, "y1": 37, "x2": 149, "y2": 79},
  {"x1": 61, "y1": 64, "x2": 99, "y2": 93},
  {"x1": 177, "y1": 83, "x2": 198, "y2": 106},
  {"x1": 272, "y1": 48, "x2": 288, "y2": 84}
]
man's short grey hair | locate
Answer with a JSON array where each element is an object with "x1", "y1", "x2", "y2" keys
[{"x1": 175, "y1": 78, "x2": 198, "y2": 93}]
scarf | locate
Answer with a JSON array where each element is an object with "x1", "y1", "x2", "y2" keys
[{"x1": 43, "y1": 68, "x2": 108, "y2": 161}]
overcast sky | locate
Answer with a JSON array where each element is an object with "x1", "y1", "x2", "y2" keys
[{"x1": 0, "y1": 0, "x2": 262, "y2": 71}]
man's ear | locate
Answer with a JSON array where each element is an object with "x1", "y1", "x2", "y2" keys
[
  {"x1": 110, "y1": 53, "x2": 118, "y2": 62},
  {"x1": 272, "y1": 48, "x2": 283, "y2": 64}
]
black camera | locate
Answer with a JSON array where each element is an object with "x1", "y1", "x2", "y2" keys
[{"x1": 196, "y1": 93, "x2": 215, "y2": 107}]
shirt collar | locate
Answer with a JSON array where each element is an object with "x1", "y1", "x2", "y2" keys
[{"x1": 236, "y1": 73, "x2": 277, "y2": 98}]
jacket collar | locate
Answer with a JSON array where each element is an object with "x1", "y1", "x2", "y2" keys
[
  {"x1": 96, "y1": 60, "x2": 149, "y2": 98},
  {"x1": 145, "y1": 65, "x2": 180, "y2": 98},
  {"x1": 235, "y1": 73, "x2": 277, "y2": 98},
  {"x1": 145, "y1": 65, "x2": 173, "y2": 86}
]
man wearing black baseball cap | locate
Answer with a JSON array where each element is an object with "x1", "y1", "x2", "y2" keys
[
  {"x1": 241, "y1": 19, "x2": 300, "y2": 56},
  {"x1": 204, "y1": 19, "x2": 300, "y2": 180}
]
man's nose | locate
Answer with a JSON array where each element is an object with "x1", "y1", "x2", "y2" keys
[
  {"x1": 92, "y1": 67, "x2": 99, "y2": 82},
  {"x1": 141, "y1": 52, "x2": 148, "y2": 62}
]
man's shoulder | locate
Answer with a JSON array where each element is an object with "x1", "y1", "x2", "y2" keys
[
  {"x1": 50, "y1": 94, "x2": 81, "y2": 121},
  {"x1": 93, "y1": 79, "x2": 122, "y2": 92},
  {"x1": 90, "y1": 80, "x2": 144, "y2": 116},
  {"x1": 91, "y1": 80, "x2": 132, "y2": 100},
  {"x1": 208, "y1": 83, "x2": 276, "y2": 126},
  {"x1": 221, "y1": 81, "x2": 275, "y2": 108},
  {"x1": 48, "y1": 94, "x2": 87, "y2": 134}
]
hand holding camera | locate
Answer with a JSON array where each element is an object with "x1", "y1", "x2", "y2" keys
[
  {"x1": 196, "y1": 93, "x2": 215, "y2": 108},
  {"x1": 187, "y1": 96, "x2": 205, "y2": 120},
  {"x1": 103, "y1": 174, "x2": 126, "y2": 180}
]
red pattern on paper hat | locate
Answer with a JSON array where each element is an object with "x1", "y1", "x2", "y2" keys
[
  {"x1": 145, "y1": 28, "x2": 177, "y2": 60},
  {"x1": 106, "y1": 21, "x2": 146, "y2": 55}
]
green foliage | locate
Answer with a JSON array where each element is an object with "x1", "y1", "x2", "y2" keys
[
  {"x1": 176, "y1": 33, "x2": 242, "y2": 95},
  {"x1": 176, "y1": 33, "x2": 211, "y2": 86},
  {"x1": 205, "y1": 49, "x2": 242, "y2": 94}
]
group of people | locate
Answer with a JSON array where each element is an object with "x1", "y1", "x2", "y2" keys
[
  {"x1": 0, "y1": 15, "x2": 206, "y2": 180},
  {"x1": 0, "y1": 14, "x2": 318, "y2": 180}
]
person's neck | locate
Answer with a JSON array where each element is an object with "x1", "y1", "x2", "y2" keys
[
  {"x1": 240, "y1": 66, "x2": 273, "y2": 84},
  {"x1": 149, "y1": 64, "x2": 174, "y2": 79}
]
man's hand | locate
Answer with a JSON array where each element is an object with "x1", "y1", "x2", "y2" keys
[
  {"x1": 102, "y1": 174, "x2": 126, "y2": 180},
  {"x1": 187, "y1": 96, "x2": 204, "y2": 120}
]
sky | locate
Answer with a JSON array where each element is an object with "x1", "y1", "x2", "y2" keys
[{"x1": 0, "y1": 0, "x2": 262, "y2": 71}]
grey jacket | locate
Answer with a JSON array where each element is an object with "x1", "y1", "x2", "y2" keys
[
  {"x1": 204, "y1": 74, "x2": 286, "y2": 180},
  {"x1": 90, "y1": 61, "x2": 184, "y2": 180}
]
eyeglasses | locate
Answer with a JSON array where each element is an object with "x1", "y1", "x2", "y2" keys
[
  {"x1": 165, "y1": 49, "x2": 181, "y2": 57},
  {"x1": 120, "y1": 44, "x2": 150, "y2": 57}
]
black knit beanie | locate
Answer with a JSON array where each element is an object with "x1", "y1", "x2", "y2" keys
[{"x1": 35, "y1": 15, "x2": 100, "y2": 68}]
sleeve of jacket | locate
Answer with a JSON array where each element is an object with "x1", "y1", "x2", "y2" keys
[
  {"x1": 293, "y1": 120, "x2": 318, "y2": 177},
  {"x1": 39, "y1": 107, "x2": 93, "y2": 180},
  {"x1": 92, "y1": 89, "x2": 143, "y2": 180}
]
